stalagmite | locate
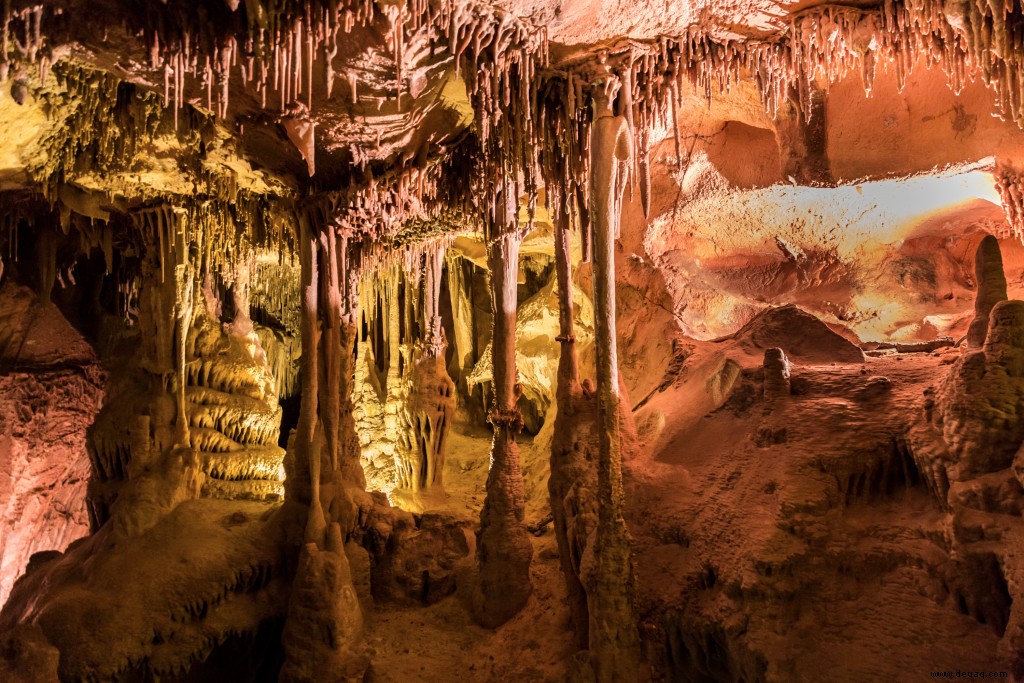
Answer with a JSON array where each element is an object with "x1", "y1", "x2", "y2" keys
[
  {"x1": 967, "y1": 235, "x2": 1008, "y2": 349},
  {"x1": 476, "y1": 181, "x2": 533, "y2": 628},
  {"x1": 763, "y1": 347, "x2": 792, "y2": 400},
  {"x1": 583, "y1": 82, "x2": 640, "y2": 681}
]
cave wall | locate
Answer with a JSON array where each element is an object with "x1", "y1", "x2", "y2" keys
[{"x1": 0, "y1": 284, "x2": 103, "y2": 606}]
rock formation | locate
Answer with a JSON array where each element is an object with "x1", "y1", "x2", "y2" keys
[
  {"x1": 0, "y1": 0, "x2": 1023, "y2": 681},
  {"x1": 762, "y1": 347, "x2": 791, "y2": 401},
  {"x1": 476, "y1": 207, "x2": 534, "y2": 628},
  {"x1": 967, "y1": 234, "x2": 1009, "y2": 348}
]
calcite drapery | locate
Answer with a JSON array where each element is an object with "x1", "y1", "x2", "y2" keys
[
  {"x1": 402, "y1": 245, "x2": 456, "y2": 495},
  {"x1": 89, "y1": 207, "x2": 286, "y2": 525},
  {"x1": 352, "y1": 243, "x2": 455, "y2": 503}
]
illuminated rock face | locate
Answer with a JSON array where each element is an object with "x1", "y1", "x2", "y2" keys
[
  {"x1": 2, "y1": 0, "x2": 1024, "y2": 681},
  {"x1": 0, "y1": 285, "x2": 103, "y2": 606}
]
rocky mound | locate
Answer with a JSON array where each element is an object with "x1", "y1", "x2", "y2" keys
[{"x1": 725, "y1": 304, "x2": 865, "y2": 364}]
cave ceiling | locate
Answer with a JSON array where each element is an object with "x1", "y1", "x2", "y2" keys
[{"x1": 0, "y1": 0, "x2": 1020, "y2": 256}]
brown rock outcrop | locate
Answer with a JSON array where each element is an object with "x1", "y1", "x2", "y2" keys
[
  {"x1": 911, "y1": 300, "x2": 1024, "y2": 500},
  {"x1": 363, "y1": 510, "x2": 473, "y2": 605}
]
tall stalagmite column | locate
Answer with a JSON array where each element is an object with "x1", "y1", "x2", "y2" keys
[
  {"x1": 554, "y1": 207, "x2": 581, "y2": 386},
  {"x1": 587, "y1": 84, "x2": 641, "y2": 680},
  {"x1": 280, "y1": 218, "x2": 364, "y2": 682},
  {"x1": 967, "y1": 234, "x2": 1008, "y2": 349},
  {"x1": 477, "y1": 182, "x2": 533, "y2": 627},
  {"x1": 292, "y1": 215, "x2": 324, "y2": 532},
  {"x1": 338, "y1": 233, "x2": 366, "y2": 488},
  {"x1": 319, "y1": 228, "x2": 344, "y2": 476},
  {"x1": 549, "y1": 201, "x2": 591, "y2": 649}
]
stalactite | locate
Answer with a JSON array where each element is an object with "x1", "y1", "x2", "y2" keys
[
  {"x1": 995, "y1": 163, "x2": 1024, "y2": 239},
  {"x1": 476, "y1": 180, "x2": 533, "y2": 628}
]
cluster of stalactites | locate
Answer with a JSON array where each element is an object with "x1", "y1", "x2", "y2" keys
[
  {"x1": 356, "y1": 233, "x2": 452, "y2": 359},
  {"x1": 533, "y1": 0, "x2": 1023, "y2": 249},
  {"x1": 621, "y1": 0, "x2": 1024, "y2": 128},
  {"x1": 300, "y1": 148, "x2": 474, "y2": 247},
  {"x1": 133, "y1": 0, "x2": 545, "y2": 128},
  {"x1": 996, "y1": 163, "x2": 1024, "y2": 239},
  {"x1": 8, "y1": 1, "x2": 1024, "y2": 260},
  {"x1": 25, "y1": 61, "x2": 297, "y2": 267},
  {"x1": 129, "y1": 200, "x2": 296, "y2": 322},
  {"x1": 453, "y1": 4, "x2": 546, "y2": 241},
  {"x1": 0, "y1": 3, "x2": 52, "y2": 86}
]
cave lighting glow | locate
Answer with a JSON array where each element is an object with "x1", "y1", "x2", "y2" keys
[{"x1": 676, "y1": 158, "x2": 1004, "y2": 262}]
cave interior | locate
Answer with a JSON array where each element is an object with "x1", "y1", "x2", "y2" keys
[{"x1": 2, "y1": 0, "x2": 1024, "y2": 681}]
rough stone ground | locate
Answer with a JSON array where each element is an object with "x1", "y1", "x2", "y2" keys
[
  {"x1": 354, "y1": 422, "x2": 575, "y2": 682},
  {"x1": 629, "y1": 341, "x2": 1009, "y2": 680}
]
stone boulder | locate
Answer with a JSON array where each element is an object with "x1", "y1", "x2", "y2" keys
[{"x1": 364, "y1": 510, "x2": 473, "y2": 605}]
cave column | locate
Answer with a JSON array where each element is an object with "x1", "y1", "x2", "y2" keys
[
  {"x1": 476, "y1": 178, "x2": 533, "y2": 627},
  {"x1": 319, "y1": 227, "x2": 343, "y2": 475},
  {"x1": 549, "y1": 196, "x2": 590, "y2": 649},
  {"x1": 292, "y1": 213, "x2": 325, "y2": 536},
  {"x1": 171, "y1": 210, "x2": 194, "y2": 449},
  {"x1": 587, "y1": 83, "x2": 641, "y2": 681},
  {"x1": 280, "y1": 215, "x2": 364, "y2": 682},
  {"x1": 445, "y1": 251, "x2": 476, "y2": 394},
  {"x1": 337, "y1": 233, "x2": 366, "y2": 488},
  {"x1": 554, "y1": 203, "x2": 580, "y2": 386}
]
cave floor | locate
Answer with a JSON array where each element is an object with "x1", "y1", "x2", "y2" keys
[
  {"x1": 358, "y1": 347, "x2": 1006, "y2": 681},
  {"x1": 627, "y1": 348, "x2": 1006, "y2": 680},
  {"x1": 354, "y1": 531, "x2": 573, "y2": 682},
  {"x1": 359, "y1": 423, "x2": 574, "y2": 682}
]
